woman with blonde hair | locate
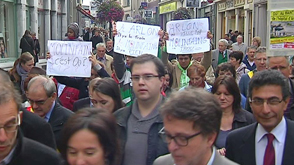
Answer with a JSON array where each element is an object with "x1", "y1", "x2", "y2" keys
[{"x1": 252, "y1": 36, "x2": 261, "y2": 47}]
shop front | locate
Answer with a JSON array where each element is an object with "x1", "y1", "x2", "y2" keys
[{"x1": 159, "y1": 1, "x2": 178, "y2": 30}]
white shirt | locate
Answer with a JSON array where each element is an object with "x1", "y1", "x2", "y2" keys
[
  {"x1": 207, "y1": 147, "x2": 216, "y2": 165},
  {"x1": 255, "y1": 117, "x2": 286, "y2": 165}
]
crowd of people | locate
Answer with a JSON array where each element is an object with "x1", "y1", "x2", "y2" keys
[{"x1": 1, "y1": 17, "x2": 294, "y2": 165}]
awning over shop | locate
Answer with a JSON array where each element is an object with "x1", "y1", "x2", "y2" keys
[{"x1": 76, "y1": 4, "x2": 96, "y2": 21}]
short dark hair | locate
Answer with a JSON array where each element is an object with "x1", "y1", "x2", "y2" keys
[
  {"x1": 92, "y1": 77, "x2": 124, "y2": 112},
  {"x1": 229, "y1": 51, "x2": 244, "y2": 64},
  {"x1": 212, "y1": 75, "x2": 242, "y2": 113},
  {"x1": 130, "y1": 54, "x2": 165, "y2": 77},
  {"x1": 60, "y1": 108, "x2": 120, "y2": 165},
  {"x1": 177, "y1": 54, "x2": 192, "y2": 60},
  {"x1": 248, "y1": 69, "x2": 290, "y2": 100},
  {"x1": 160, "y1": 89, "x2": 222, "y2": 137},
  {"x1": 215, "y1": 63, "x2": 236, "y2": 79}
]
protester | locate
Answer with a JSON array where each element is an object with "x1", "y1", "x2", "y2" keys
[
  {"x1": 114, "y1": 54, "x2": 169, "y2": 165},
  {"x1": 0, "y1": 82, "x2": 61, "y2": 165},
  {"x1": 268, "y1": 56, "x2": 294, "y2": 120},
  {"x1": 232, "y1": 35, "x2": 248, "y2": 56},
  {"x1": 91, "y1": 77, "x2": 124, "y2": 113},
  {"x1": 229, "y1": 51, "x2": 249, "y2": 84},
  {"x1": 215, "y1": 63, "x2": 247, "y2": 109},
  {"x1": 64, "y1": 22, "x2": 83, "y2": 41},
  {"x1": 162, "y1": 69, "x2": 173, "y2": 97},
  {"x1": 60, "y1": 108, "x2": 120, "y2": 165},
  {"x1": 106, "y1": 38, "x2": 114, "y2": 57},
  {"x1": 27, "y1": 75, "x2": 73, "y2": 150},
  {"x1": 9, "y1": 52, "x2": 34, "y2": 99},
  {"x1": 211, "y1": 76, "x2": 254, "y2": 152},
  {"x1": 242, "y1": 46, "x2": 257, "y2": 71},
  {"x1": 226, "y1": 70, "x2": 294, "y2": 165},
  {"x1": 154, "y1": 89, "x2": 238, "y2": 165},
  {"x1": 91, "y1": 30, "x2": 104, "y2": 50},
  {"x1": 94, "y1": 43, "x2": 113, "y2": 75},
  {"x1": 252, "y1": 36, "x2": 261, "y2": 47},
  {"x1": 162, "y1": 32, "x2": 212, "y2": 89},
  {"x1": 181, "y1": 63, "x2": 212, "y2": 92},
  {"x1": 239, "y1": 46, "x2": 267, "y2": 98},
  {"x1": 212, "y1": 39, "x2": 232, "y2": 70},
  {"x1": 192, "y1": 52, "x2": 215, "y2": 85}
]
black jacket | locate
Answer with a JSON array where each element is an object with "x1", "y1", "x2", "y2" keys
[
  {"x1": 7, "y1": 131, "x2": 61, "y2": 165},
  {"x1": 48, "y1": 102, "x2": 73, "y2": 150},
  {"x1": 91, "y1": 36, "x2": 103, "y2": 49},
  {"x1": 20, "y1": 109, "x2": 56, "y2": 150},
  {"x1": 20, "y1": 35, "x2": 35, "y2": 56},
  {"x1": 73, "y1": 97, "x2": 91, "y2": 112}
]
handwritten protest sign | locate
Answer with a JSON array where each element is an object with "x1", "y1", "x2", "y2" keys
[
  {"x1": 270, "y1": 9, "x2": 294, "y2": 49},
  {"x1": 47, "y1": 40, "x2": 92, "y2": 77},
  {"x1": 114, "y1": 22, "x2": 160, "y2": 57},
  {"x1": 166, "y1": 18, "x2": 210, "y2": 54}
]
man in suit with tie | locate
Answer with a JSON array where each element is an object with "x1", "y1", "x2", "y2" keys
[
  {"x1": 26, "y1": 75, "x2": 73, "y2": 150},
  {"x1": 95, "y1": 43, "x2": 113, "y2": 76},
  {"x1": 154, "y1": 89, "x2": 238, "y2": 165},
  {"x1": 211, "y1": 39, "x2": 232, "y2": 70},
  {"x1": 226, "y1": 69, "x2": 294, "y2": 165}
]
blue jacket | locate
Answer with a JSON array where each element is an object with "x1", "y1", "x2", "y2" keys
[
  {"x1": 242, "y1": 55, "x2": 256, "y2": 71},
  {"x1": 113, "y1": 100, "x2": 169, "y2": 165}
]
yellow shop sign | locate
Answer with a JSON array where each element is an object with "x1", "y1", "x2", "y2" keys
[{"x1": 160, "y1": 2, "x2": 177, "y2": 14}]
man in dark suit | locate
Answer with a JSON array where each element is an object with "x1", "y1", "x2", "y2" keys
[
  {"x1": 154, "y1": 89, "x2": 238, "y2": 165},
  {"x1": 226, "y1": 70, "x2": 294, "y2": 165},
  {"x1": 0, "y1": 82, "x2": 61, "y2": 165},
  {"x1": 26, "y1": 75, "x2": 73, "y2": 150},
  {"x1": 211, "y1": 39, "x2": 232, "y2": 70}
]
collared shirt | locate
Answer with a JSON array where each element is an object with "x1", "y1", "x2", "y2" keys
[
  {"x1": 255, "y1": 117, "x2": 286, "y2": 165},
  {"x1": 96, "y1": 55, "x2": 106, "y2": 65},
  {"x1": 232, "y1": 42, "x2": 247, "y2": 55},
  {"x1": 44, "y1": 101, "x2": 56, "y2": 122},
  {"x1": 0, "y1": 140, "x2": 18, "y2": 165}
]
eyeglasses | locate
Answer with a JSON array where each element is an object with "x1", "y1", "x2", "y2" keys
[
  {"x1": 27, "y1": 97, "x2": 51, "y2": 106},
  {"x1": 131, "y1": 74, "x2": 160, "y2": 82},
  {"x1": 249, "y1": 97, "x2": 284, "y2": 106},
  {"x1": 159, "y1": 128, "x2": 202, "y2": 146},
  {"x1": 0, "y1": 113, "x2": 21, "y2": 133}
]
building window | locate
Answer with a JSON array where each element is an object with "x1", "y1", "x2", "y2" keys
[{"x1": 0, "y1": 1, "x2": 16, "y2": 60}]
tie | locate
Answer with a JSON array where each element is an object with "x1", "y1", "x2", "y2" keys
[
  {"x1": 98, "y1": 57, "x2": 103, "y2": 61},
  {"x1": 263, "y1": 133, "x2": 275, "y2": 165}
]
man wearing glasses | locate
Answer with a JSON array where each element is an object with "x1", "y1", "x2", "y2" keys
[
  {"x1": 26, "y1": 75, "x2": 73, "y2": 150},
  {"x1": 226, "y1": 70, "x2": 294, "y2": 165},
  {"x1": 114, "y1": 54, "x2": 169, "y2": 165},
  {"x1": 268, "y1": 56, "x2": 294, "y2": 120},
  {"x1": 239, "y1": 47, "x2": 267, "y2": 98},
  {"x1": 0, "y1": 83, "x2": 61, "y2": 165},
  {"x1": 154, "y1": 89, "x2": 237, "y2": 165}
]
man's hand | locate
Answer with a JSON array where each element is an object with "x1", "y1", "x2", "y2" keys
[{"x1": 46, "y1": 52, "x2": 51, "y2": 59}]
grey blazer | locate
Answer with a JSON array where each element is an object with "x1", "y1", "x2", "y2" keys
[
  {"x1": 211, "y1": 49, "x2": 232, "y2": 70},
  {"x1": 153, "y1": 147, "x2": 239, "y2": 165}
]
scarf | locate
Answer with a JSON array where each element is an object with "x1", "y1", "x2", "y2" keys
[
  {"x1": 16, "y1": 64, "x2": 28, "y2": 94},
  {"x1": 177, "y1": 61, "x2": 193, "y2": 88}
]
